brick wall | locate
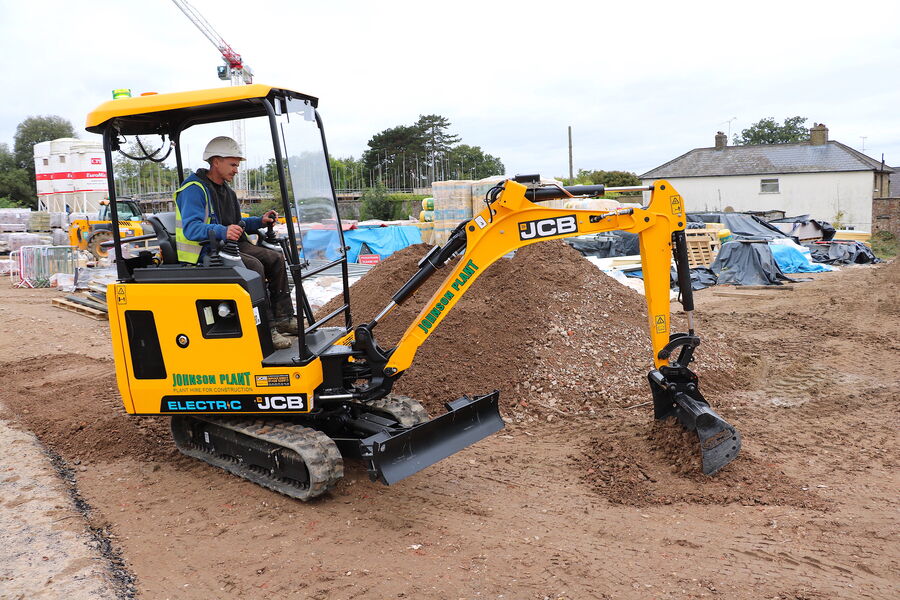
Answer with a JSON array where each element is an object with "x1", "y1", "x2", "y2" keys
[{"x1": 873, "y1": 197, "x2": 900, "y2": 236}]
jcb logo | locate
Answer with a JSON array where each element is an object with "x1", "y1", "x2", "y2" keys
[
  {"x1": 519, "y1": 215, "x2": 578, "y2": 240},
  {"x1": 255, "y1": 395, "x2": 306, "y2": 410}
]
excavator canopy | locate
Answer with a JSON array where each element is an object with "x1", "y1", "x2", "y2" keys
[{"x1": 85, "y1": 84, "x2": 317, "y2": 135}]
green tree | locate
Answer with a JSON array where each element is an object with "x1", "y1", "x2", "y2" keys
[
  {"x1": 416, "y1": 114, "x2": 460, "y2": 183},
  {"x1": 329, "y1": 156, "x2": 366, "y2": 190},
  {"x1": 362, "y1": 115, "x2": 502, "y2": 187},
  {"x1": 0, "y1": 143, "x2": 33, "y2": 207},
  {"x1": 558, "y1": 169, "x2": 640, "y2": 187},
  {"x1": 362, "y1": 125, "x2": 425, "y2": 188},
  {"x1": 13, "y1": 116, "x2": 76, "y2": 199},
  {"x1": 359, "y1": 181, "x2": 394, "y2": 220},
  {"x1": 733, "y1": 116, "x2": 810, "y2": 145},
  {"x1": 446, "y1": 144, "x2": 504, "y2": 180}
]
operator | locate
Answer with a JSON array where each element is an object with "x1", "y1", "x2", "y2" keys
[{"x1": 174, "y1": 136, "x2": 296, "y2": 349}]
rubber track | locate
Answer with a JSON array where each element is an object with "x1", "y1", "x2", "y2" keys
[{"x1": 173, "y1": 416, "x2": 344, "y2": 501}]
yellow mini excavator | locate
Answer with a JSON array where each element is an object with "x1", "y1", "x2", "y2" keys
[{"x1": 87, "y1": 85, "x2": 740, "y2": 500}]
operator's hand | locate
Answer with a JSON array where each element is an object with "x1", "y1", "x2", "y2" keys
[
  {"x1": 225, "y1": 224, "x2": 243, "y2": 241},
  {"x1": 262, "y1": 210, "x2": 278, "y2": 226}
]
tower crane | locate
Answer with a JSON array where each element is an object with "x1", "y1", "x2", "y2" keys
[{"x1": 171, "y1": 0, "x2": 253, "y2": 192}]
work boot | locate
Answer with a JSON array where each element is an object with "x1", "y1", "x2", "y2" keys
[
  {"x1": 271, "y1": 328, "x2": 292, "y2": 350},
  {"x1": 275, "y1": 317, "x2": 299, "y2": 336}
]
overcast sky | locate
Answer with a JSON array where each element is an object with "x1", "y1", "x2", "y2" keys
[{"x1": 2, "y1": 0, "x2": 899, "y2": 178}]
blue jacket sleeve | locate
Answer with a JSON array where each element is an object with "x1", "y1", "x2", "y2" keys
[
  {"x1": 243, "y1": 216, "x2": 263, "y2": 234},
  {"x1": 177, "y1": 184, "x2": 227, "y2": 241}
]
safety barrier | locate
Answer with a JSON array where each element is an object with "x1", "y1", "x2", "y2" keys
[{"x1": 10, "y1": 245, "x2": 77, "y2": 289}]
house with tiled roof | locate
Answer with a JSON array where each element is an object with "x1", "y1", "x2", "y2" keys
[{"x1": 640, "y1": 125, "x2": 893, "y2": 231}]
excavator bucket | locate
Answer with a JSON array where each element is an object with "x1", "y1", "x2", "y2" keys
[
  {"x1": 361, "y1": 391, "x2": 504, "y2": 485},
  {"x1": 649, "y1": 369, "x2": 741, "y2": 475}
]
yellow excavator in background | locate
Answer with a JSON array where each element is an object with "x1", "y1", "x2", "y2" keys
[
  {"x1": 68, "y1": 198, "x2": 148, "y2": 259},
  {"x1": 86, "y1": 85, "x2": 740, "y2": 500}
]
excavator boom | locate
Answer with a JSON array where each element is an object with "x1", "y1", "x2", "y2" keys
[{"x1": 369, "y1": 177, "x2": 741, "y2": 474}]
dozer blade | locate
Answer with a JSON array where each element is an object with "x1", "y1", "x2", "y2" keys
[
  {"x1": 362, "y1": 391, "x2": 504, "y2": 485},
  {"x1": 649, "y1": 369, "x2": 741, "y2": 475}
]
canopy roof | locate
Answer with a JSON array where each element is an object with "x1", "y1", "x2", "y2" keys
[{"x1": 85, "y1": 84, "x2": 317, "y2": 135}]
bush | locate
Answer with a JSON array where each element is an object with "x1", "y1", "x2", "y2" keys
[
  {"x1": 871, "y1": 230, "x2": 898, "y2": 260},
  {"x1": 244, "y1": 197, "x2": 282, "y2": 217},
  {"x1": 386, "y1": 193, "x2": 428, "y2": 220},
  {"x1": 0, "y1": 197, "x2": 23, "y2": 209},
  {"x1": 359, "y1": 183, "x2": 393, "y2": 220}
]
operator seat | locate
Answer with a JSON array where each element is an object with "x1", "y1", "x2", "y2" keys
[{"x1": 145, "y1": 212, "x2": 178, "y2": 265}]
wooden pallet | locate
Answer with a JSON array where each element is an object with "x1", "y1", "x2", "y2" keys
[
  {"x1": 51, "y1": 297, "x2": 107, "y2": 321},
  {"x1": 686, "y1": 238, "x2": 714, "y2": 267}
]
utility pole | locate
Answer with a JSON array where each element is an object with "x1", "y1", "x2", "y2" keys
[{"x1": 568, "y1": 126, "x2": 573, "y2": 181}]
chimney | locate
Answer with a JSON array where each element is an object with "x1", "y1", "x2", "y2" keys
[
  {"x1": 715, "y1": 131, "x2": 727, "y2": 150},
  {"x1": 810, "y1": 123, "x2": 828, "y2": 145}
]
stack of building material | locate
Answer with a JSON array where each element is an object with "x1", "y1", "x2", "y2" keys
[
  {"x1": 49, "y1": 212, "x2": 67, "y2": 229},
  {"x1": 470, "y1": 176, "x2": 506, "y2": 217},
  {"x1": 1, "y1": 209, "x2": 31, "y2": 251},
  {"x1": 28, "y1": 211, "x2": 51, "y2": 232},
  {"x1": 8, "y1": 233, "x2": 44, "y2": 253},
  {"x1": 416, "y1": 197, "x2": 435, "y2": 245},
  {"x1": 431, "y1": 180, "x2": 474, "y2": 244},
  {"x1": 833, "y1": 230, "x2": 871, "y2": 244}
]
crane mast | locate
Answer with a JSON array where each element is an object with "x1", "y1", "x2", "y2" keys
[{"x1": 171, "y1": 0, "x2": 252, "y2": 192}]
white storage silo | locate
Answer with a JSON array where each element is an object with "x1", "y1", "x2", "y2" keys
[
  {"x1": 33, "y1": 141, "x2": 53, "y2": 210},
  {"x1": 49, "y1": 138, "x2": 77, "y2": 212},
  {"x1": 70, "y1": 140, "x2": 108, "y2": 213}
]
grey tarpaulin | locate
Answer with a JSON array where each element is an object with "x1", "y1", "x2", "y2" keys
[
  {"x1": 687, "y1": 212, "x2": 785, "y2": 239},
  {"x1": 565, "y1": 231, "x2": 639, "y2": 258},
  {"x1": 804, "y1": 241, "x2": 879, "y2": 264},
  {"x1": 768, "y1": 215, "x2": 836, "y2": 241},
  {"x1": 710, "y1": 240, "x2": 790, "y2": 285},
  {"x1": 689, "y1": 267, "x2": 718, "y2": 290}
]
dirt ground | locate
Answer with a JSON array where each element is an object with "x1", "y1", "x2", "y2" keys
[{"x1": 0, "y1": 251, "x2": 897, "y2": 599}]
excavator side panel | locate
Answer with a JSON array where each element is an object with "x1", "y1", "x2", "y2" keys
[{"x1": 107, "y1": 281, "x2": 324, "y2": 415}]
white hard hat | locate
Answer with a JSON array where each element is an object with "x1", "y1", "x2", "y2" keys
[{"x1": 203, "y1": 136, "x2": 245, "y2": 161}]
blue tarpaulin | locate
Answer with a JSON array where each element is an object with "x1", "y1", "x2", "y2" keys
[
  {"x1": 768, "y1": 243, "x2": 830, "y2": 273},
  {"x1": 300, "y1": 226, "x2": 423, "y2": 262}
]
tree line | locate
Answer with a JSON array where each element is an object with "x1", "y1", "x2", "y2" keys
[{"x1": 1, "y1": 114, "x2": 815, "y2": 210}]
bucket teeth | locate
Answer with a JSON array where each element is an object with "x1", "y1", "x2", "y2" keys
[{"x1": 694, "y1": 407, "x2": 742, "y2": 475}]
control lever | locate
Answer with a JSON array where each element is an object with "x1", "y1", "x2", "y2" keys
[
  {"x1": 259, "y1": 214, "x2": 282, "y2": 252},
  {"x1": 206, "y1": 229, "x2": 224, "y2": 267},
  {"x1": 220, "y1": 220, "x2": 245, "y2": 265}
]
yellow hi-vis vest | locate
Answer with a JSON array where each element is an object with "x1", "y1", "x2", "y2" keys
[{"x1": 174, "y1": 180, "x2": 211, "y2": 264}]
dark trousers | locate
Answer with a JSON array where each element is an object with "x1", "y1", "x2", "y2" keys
[{"x1": 238, "y1": 240, "x2": 293, "y2": 319}]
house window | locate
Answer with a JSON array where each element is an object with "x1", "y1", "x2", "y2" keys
[{"x1": 760, "y1": 178, "x2": 779, "y2": 193}]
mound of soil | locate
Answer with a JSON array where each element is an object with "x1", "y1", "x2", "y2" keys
[
  {"x1": 2, "y1": 354, "x2": 174, "y2": 464},
  {"x1": 572, "y1": 417, "x2": 826, "y2": 508},
  {"x1": 320, "y1": 241, "x2": 741, "y2": 417}
]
